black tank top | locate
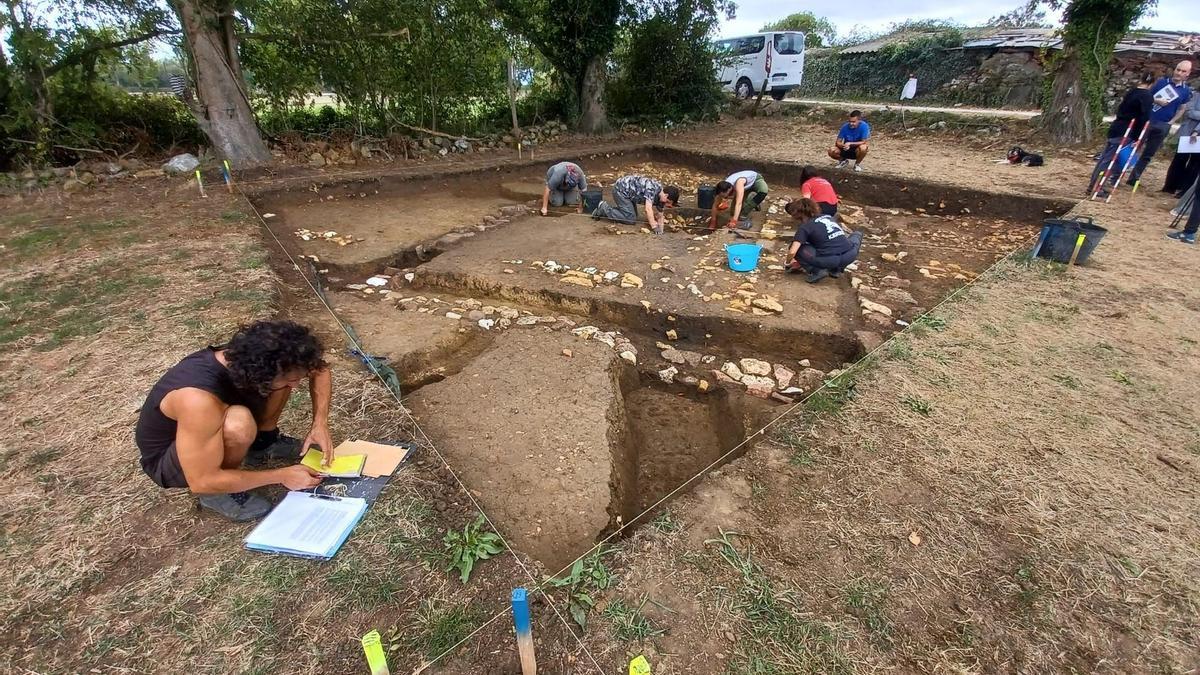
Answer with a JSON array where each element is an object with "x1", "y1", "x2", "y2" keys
[{"x1": 134, "y1": 347, "x2": 266, "y2": 471}]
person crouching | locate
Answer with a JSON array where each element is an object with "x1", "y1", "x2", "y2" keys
[{"x1": 783, "y1": 198, "x2": 863, "y2": 283}]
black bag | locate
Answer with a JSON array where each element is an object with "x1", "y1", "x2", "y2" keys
[{"x1": 1008, "y1": 146, "x2": 1045, "y2": 167}]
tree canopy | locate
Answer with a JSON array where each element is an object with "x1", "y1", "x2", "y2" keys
[{"x1": 759, "y1": 11, "x2": 836, "y2": 48}]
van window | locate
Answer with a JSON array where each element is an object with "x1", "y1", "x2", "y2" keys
[
  {"x1": 773, "y1": 33, "x2": 802, "y2": 55},
  {"x1": 731, "y1": 36, "x2": 764, "y2": 56}
]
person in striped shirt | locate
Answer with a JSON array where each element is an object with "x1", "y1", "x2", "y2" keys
[{"x1": 592, "y1": 174, "x2": 680, "y2": 234}]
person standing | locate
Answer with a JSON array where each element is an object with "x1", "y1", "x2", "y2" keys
[
  {"x1": 709, "y1": 170, "x2": 768, "y2": 230},
  {"x1": 1128, "y1": 60, "x2": 1193, "y2": 187},
  {"x1": 827, "y1": 110, "x2": 870, "y2": 171},
  {"x1": 540, "y1": 161, "x2": 588, "y2": 216},
  {"x1": 591, "y1": 174, "x2": 680, "y2": 234},
  {"x1": 783, "y1": 198, "x2": 863, "y2": 283},
  {"x1": 1088, "y1": 72, "x2": 1155, "y2": 196},
  {"x1": 1161, "y1": 92, "x2": 1200, "y2": 196},
  {"x1": 1167, "y1": 171, "x2": 1200, "y2": 245},
  {"x1": 798, "y1": 165, "x2": 839, "y2": 216}
]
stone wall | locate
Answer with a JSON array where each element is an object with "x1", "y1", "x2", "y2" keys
[{"x1": 932, "y1": 49, "x2": 1198, "y2": 110}]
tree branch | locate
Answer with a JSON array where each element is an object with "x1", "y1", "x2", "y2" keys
[
  {"x1": 45, "y1": 29, "x2": 181, "y2": 78},
  {"x1": 239, "y1": 28, "x2": 410, "y2": 44}
]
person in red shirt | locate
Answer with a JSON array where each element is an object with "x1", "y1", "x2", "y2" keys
[{"x1": 799, "y1": 166, "x2": 839, "y2": 217}]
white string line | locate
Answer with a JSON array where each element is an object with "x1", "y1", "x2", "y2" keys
[
  {"x1": 526, "y1": 222, "x2": 1049, "y2": 588},
  {"x1": 233, "y1": 184, "x2": 607, "y2": 675}
]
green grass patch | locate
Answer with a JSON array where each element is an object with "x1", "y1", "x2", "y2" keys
[
  {"x1": 886, "y1": 338, "x2": 913, "y2": 360},
  {"x1": 901, "y1": 395, "x2": 932, "y2": 416},
  {"x1": 603, "y1": 597, "x2": 665, "y2": 642},
  {"x1": 390, "y1": 602, "x2": 480, "y2": 661},
  {"x1": 1108, "y1": 370, "x2": 1134, "y2": 386},
  {"x1": 2, "y1": 218, "x2": 136, "y2": 261},
  {"x1": 1051, "y1": 373, "x2": 1081, "y2": 390},
  {"x1": 843, "y1": 579, "x2": 893, "y2": 645},
  {"x1": 0, "y1": 262, "x2": 164, "y2": 349},
  {"x1": 708, "y1": 531, "x2": 851, "y2": 673},
  {"x1": 650, "y1": 509, "x2": 683, "y2": 533}
]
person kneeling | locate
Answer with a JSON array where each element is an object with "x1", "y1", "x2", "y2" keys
[
  {"x1": 592, "y1": 174, "x2": 680, "y2": 234},
  {"x1": 541, "y1": 161, "x2": 588, "y2": 215},
  {"x1": 784, "y1": 198, "x2": 863, "y2": 283},
  {"x1": 135, "y1": 320, "x2": 334, "y2": 521},
  {"x1": 710, "y1": 170, "x2": 768, "y2": 230}
]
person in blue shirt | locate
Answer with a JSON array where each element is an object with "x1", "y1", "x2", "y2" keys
[
  {"x1": 827, "y1": 110, "x2": 871, "y2": 172},
  {"x1": 1128, "y1": 60, "x2": 1193, "y2": 186}
]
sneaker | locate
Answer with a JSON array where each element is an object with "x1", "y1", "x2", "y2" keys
[
  {"x1": 835, "y1": 160, "x2": 849, "y2": 169},
  {"x1": 244, "y1": 432, "x2": 302, "y2": 467},
  {"x1": 1167, "y1": 231, "x2": 1196, "y2": 244},
  {"x1": 829, "y1": 268, "x2": 843, "y2": 278},
  {"x1": 198, "y1": 491, "x2": 272, "y2": 521},
  {"x1": 786, "y1": 261, "x2": 803, "y2": 274},
  {"x1": 736, "y1": 217, "x2": 753, "y2": 230},
  {"x1": 853, "y1": 164, "x2": 864, "y2": 172},
  {"x1": 806, "y1": 268, "x2": 830, "y2": 283},
  {"x1": 1170, "y1": 208, "x2": 1181, "y2": 217}
]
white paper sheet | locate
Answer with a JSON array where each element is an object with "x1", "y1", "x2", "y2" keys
[
  {"x1": 1177, "y1": 135, "x2": 1200, "y2": 154},
  {"x1": 244, "y1": 491, "x2": 367, "y2": 558}
]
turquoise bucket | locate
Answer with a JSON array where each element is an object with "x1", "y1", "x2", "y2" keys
[{"x1": 725, "y1": 243, "x2": 762, "y2": 272}]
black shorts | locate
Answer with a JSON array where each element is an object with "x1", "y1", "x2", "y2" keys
[
  {"x1": 839, "y1": 147, "x2": 859, "y2": 161},
  {"x1": 142, "y1": 442, "x2": 189, "y2": 489}
]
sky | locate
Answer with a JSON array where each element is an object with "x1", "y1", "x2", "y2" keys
[{"x1": 716, "y1": 0, "x2": 1198, "y2": 41}]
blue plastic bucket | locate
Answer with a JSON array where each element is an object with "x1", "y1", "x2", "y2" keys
[
  {"x1": 1115, "y1": 144, "x2": 1138, "y2": 172},
  {"x1": 726, "y1": 243, "x2": 762, "y2": 272}
]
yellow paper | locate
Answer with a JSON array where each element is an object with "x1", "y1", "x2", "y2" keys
[
  {"x1": 301, "y1": 448, "x2": 365, "y2": 477},
  {"x1": 630, "y1": 655, "x2": 651, "y2": 675},
  {"x1": 331, "y1": 440, "x2": 411, "y2": 478}
]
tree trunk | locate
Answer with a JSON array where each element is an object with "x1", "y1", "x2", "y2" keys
[
  {"x1": 577, "y1": 56, "x2": 608, "y2": 134},
  {"x1": 507, "y1": 57, "x2": 521, "y2": 138},
  {"x1": 1043, "y1": 47, "x2": 1093, "y2": 144},
  {"x1": 173, "y1": 0, "x2": 271, "y2": 167}
]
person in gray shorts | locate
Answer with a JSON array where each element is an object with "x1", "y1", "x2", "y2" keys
[{"x1": 541, "y1": 161, "x2": 588, "y2": 215}]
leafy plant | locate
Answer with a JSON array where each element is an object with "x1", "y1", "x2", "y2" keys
[
  {"x1": 546, "y1": 548, "x2": 613, "y2": 628},
  {"x1": 901, "y1": 395, "x2": 932, "y2": 415},
  {"x1": 442, "y1": 515, "x2": 503, "y2": 583}
]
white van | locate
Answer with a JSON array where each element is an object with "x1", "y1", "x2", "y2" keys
[{"x1": 714, "y1": 32, "x2": 806, "y2": 100}]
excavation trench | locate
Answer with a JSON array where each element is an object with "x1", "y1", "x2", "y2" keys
[{"x1": 269, "y1": 144, "x2": 1071, "y2": 570}]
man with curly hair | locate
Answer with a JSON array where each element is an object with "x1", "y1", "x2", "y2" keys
[{"x1": 135, "y1": 320, "x2": 334, "y2": 520}]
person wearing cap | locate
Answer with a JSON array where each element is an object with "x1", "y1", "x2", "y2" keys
[{"x1": 540, "y1": 161, "x2": 588, "y2": 215}]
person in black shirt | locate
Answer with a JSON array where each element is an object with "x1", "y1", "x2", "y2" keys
[
  {"x1": 1088, "y1": 72, "x2": 1155, "y2": 196},
  {"x1": 783, "y1": 198, "x2": 863, "y2": 283}
]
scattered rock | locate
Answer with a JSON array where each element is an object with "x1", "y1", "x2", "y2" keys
[
  {"x1": 467, "y1": 310, "x2": 486, "y2": 321},
  {"x1": 445, "y1": 312, "x2": 462, "y2": 320},
  {"x1": 562, "y1": 349, "x2": 573, "y2": 357},
  {"x1": 658, "y1": 366, "x2": 678, "y2": 383},
  {"x1": 662, "y1": 349, "x2": 687, "y2": 365},
  {"x1": 742, "y1": 375, "x2": 776, "y2": 399},
  {"x1": 516, "y1": 316, "x2": 539, "y2": 326},
  {"x1": 721, "y1": 362, "x2": 745, "y2": 382},
  {"x1": 773, "y1": 365, "x2": 795, "y2": 389},
  {"x1": 881, "y1": 276, "x2": 911, "y2": 289},
  {"x1": 750, "y1": 297, "x2": 784, "y2": 314},
  {"x1": 881, "y1": 288, "x2": 918, "y2": 306},
  {"x1": 739, "y1": 358, "x2": 772, "y2": 377},
  {"x1": 697, "y1": 379, "x2": 710, "y2": 393},
  {"x1": 665, "y1": 329, "x2": 678, "y2": 341},
  {"x1": 620, "y1": 272, "x2": 644, "y2": 288},
  {"x1": 403, "y1": 273, "x2": 415, "y2": 283},
  {"x1": 794, "y1": 368, "x2": 826, "y2": 392},
  {"x1": 798, "y1": 359, "x2": 811, "y2": 368},
  {"x1": 701, "y1": 355, "x2": 716, "y2": 364},
  {"x1": 859, "y1": 298, "x2": 893, "y2": 316},
  {"x1": 478, "y1": 319, "x2": 495, "y2": 330},
  {"x1": 679, "y1": 350, "x2": 703, "y2": 367},
  {"x1": 498, "y1": 307, "x2": 520, "y2": 320},
  {"x1": 712, "y1": 369, "x2": 738, "y2": 385},
  {"x1": 770, "y1": 392, "x2": 795, "y2": 404},
  {"x1": 864, "y1": 312, "x2": 894, "y2": 329},
  {"x1": 560, "y1": 276, "x2": 595, "y2": 288},
  {"x1": 854, "y1": 331, "x2": 884, "y2": 352},
  {"x1": 619, "y1": 350, "x2": 637, "y2": 364},
  {"x1": 162, "y1": 153, "x2": 200, "y2": 175},
  {"x1": 308, "y1": 152, "x2": 327, "y2": 167}
]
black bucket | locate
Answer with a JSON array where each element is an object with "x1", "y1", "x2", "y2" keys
[
  {"x1": 1034, "y1": 216, "x2": 1107, "y2": 265},
  {"x1": 697, "y1": 185, "x2": 716, "y2": 210},
  {"x1": 582, "y1": 189, "x2": 603, "y2": 212}
]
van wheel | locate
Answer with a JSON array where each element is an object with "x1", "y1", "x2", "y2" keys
[
  {"x1": 735, "y1": 79, "x2": 754, "y2": 99},
  {"x1": 770, "y1": 90, "x2": 786, "y2": 101}
]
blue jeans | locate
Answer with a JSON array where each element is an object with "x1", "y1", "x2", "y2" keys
[{"x1": 1089, "y1": 138, "x2": 1124, "y2": 191}]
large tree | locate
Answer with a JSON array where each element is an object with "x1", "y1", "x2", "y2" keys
[
  {"x1": 493, "y1": 0, "x2": 622, "y2": 133},
  {"x1": 169, "y1": 0, "x2": 270, "y2": 166},
  {"x1": 760, "y1": 11, "x2": 836, "y2": 48},
  {"x1": 1040, "y1": 0, "x2": 1155, "y2": 143}
]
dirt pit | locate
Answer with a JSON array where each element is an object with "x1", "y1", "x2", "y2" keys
[{"x1": 266, "y1": 147, "x2": 1062, "y2": 568}]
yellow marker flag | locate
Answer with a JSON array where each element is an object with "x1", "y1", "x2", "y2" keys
[
  {"x1": 629, "y1": 654, "x2": 651, "y2": 675},
  {"x1": 361, "y1": 630, "x2": 390, "y2": 675}
]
